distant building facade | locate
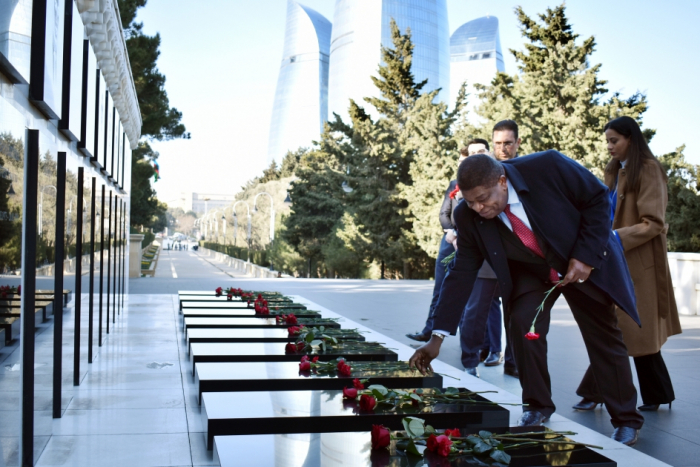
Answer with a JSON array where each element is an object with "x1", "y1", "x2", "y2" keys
[
  {"x1": 267, "y1": 1, "x2": 331, "y2": 165},
  {"x1": 176, "y1": 192, "x2": 238, "y2": 214},
  {"x1": 449, "y1": 16, "x2": 505, "y2": 112},
  {"x1": 328, "y1": 0, "x2": 450, "y2": 122}
]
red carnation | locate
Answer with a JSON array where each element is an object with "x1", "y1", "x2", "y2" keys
[
  {"x1": 299, "y1": 361, "x2": 311, "y2": 371},
  {"x1": 285, "y1": 343, "x2": 298, "y2": 353},
  {"x1": 353, "y1": 378, "x2": 364, "y2": 390},
  {"x1": 301, "y1": 355, "x2": 310, "y2": 362},
  {"x1": 259, "y1": 307, "x2": 269, "y2": 315},
  {"x1": 226, "y1": 294, "x2": 232, "y2": 301},
  {"x1": 339, "y1": 364, "x2": 352, "y2": 376},
  {"x1": 295, "y1": 342, "x2": 305, "y2": 352},
  {"x1": 16, "y1": 285, "x2": 20, "y2": 295},
  {"x1": 371, "y1": 425, "x2": 391, "y2": 450},
  {"x1": 448, "y1": 185, "x2": 460, "y2": 199},
  {"x1": 427, "y1": 434, "x2": 438, "y2": 452},
  {"x1": 215, "y1": 287, "x2": 223, "y2": 296},
  {"x1": 311, "y1": 356, "x2": 319, "y2": 363},
  {"x1": 525, "y1": 331, "x2": 540, "y2": 340},
  {"x1": 444, "y1": 428, "x2": 461, "y2": 438},
  {"x1": 435, "y1": 435, "x2": 453, "y2": 457},
  {"x1": 342, "y1": 387, "x2": 358, "y2": 399},
  {"x1": 288, "y1": 326, "x2": 302, "y2": 336},
  {"x1": 285, "y1": 314, "x2": 298, "y2": 325},
  {"x1": 359, "y1": 394, "x2": 376, "y2": 412}
]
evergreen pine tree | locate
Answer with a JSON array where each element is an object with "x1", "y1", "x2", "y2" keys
[{"x1": 476, "y1": 4, "x2": 650, "y2": 177}]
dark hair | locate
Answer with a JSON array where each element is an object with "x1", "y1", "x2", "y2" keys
[
  {"x1": 457, "y1": 154, "x2": 504, "y2": 191},
  {"x1": 492, "y1": 120, "x2": 519, "y2": 139},
  {"x1": 466, "y1": 138, "x2": 490, "y2": 151},
  {"x1": 603, "y1": 116, "x2": 666, "y2": 193}
]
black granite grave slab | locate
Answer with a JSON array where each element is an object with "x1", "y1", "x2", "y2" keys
[
  {"x1": 201, "y1": 388, "x2": 510, "y2": 449},
  {"x1": 183, "y1": 317, "x2": 340, "y2": 331},
  {"x1": 213, "y1": 428, "x2": 617, "y2": 466},
  {"x1": 194, "y1": 361, "x2": 442, "y2": 402},
  {"x1": 181, "y1": 301, "x2": 306, "y2": 311},
  {"x1": 179, "y1": 290, "x2": 286, "y2": 298},
  {"x1": 181, "y1": 308, "x2": 321, "y2": 321},
  {"x1": 186, "y1": 327, "x2": 363, "y2": 347},
  {"x1": 0, "y1": 316, "x2": 20, "y2": 344},
  {"x1": 179, "y1": 295, "x2": 293, "y2": 305},
  {"x1": 0, "y1": 327, "x2": 5, "y2": 349},
  {"x1": 189, "y1": 342, "x2": 397, "y2": 375}
]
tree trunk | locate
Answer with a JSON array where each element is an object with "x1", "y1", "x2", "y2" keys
[
  {"x1": 403, "y1": 260, "x2": 410, "y2": 279},
  {"x1": 380, "y1": 260, "x2": 385, "y2": 280},
  {"x1": 308, "y1": 257, "x2": 312, "y2": 278}
]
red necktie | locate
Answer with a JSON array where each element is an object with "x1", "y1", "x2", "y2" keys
[{"x1": 504, "y1": 205, "x2": 560, "y2": 283}]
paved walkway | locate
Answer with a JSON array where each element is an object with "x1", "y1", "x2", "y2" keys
[{"x1": 135, "y1": 247, "x2": 700, "y2": 466}]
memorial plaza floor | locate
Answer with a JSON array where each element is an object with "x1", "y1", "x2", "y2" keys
[{"x1": 1, "y1": 247, "x2": 698, "y2": 466}]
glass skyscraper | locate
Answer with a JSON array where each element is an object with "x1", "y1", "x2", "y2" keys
[
  {"x1": 267, "y1": 1, "x2": 332, "y2": 165},
  {"x1": 328, "y1": 0, "x2": 450, "y2": 122},
  {"x1": 449, "y1": 16, "x2": 505, "y2": 112}
]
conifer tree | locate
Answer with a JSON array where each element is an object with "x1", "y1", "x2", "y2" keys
[
  {"x1": 660, "y1": 147, "x2": 700, "y2": 252},
  {"x1": 475, "y1": 4, "x2": 650, "y2": 177}
]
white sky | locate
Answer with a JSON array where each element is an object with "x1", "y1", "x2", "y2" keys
[{"x1": 135, "y1": 0, "x2": 700, "y2": 205}]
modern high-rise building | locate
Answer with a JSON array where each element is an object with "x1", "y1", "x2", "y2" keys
[
  {"x1": 267, "y1": 1, "x2": 331, "y2": 165},
  {"x1": 449, "y1": 16, "x2": 505, "y2": 113},
  {"x1": 328, "y1": 0, "x2": 450, "y2": 122}
]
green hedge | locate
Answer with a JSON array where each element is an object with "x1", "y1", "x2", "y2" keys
[{"x1": 201, "y1": 242, "x2": 270, "y2": 267}]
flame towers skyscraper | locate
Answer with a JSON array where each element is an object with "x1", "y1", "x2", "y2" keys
[
  {"x1": 267, "y1": 1, "x2": 332, "y2": 165},
  {"x1": 328, "y1": 0, "x2": 450, "y2": 122}
]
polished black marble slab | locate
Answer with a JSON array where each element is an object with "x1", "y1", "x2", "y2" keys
[
  {"x1": 178, "y1": 290, "x2": 287, "y2": 298},
  {"x1": 0, "y1": 327, "x2": 4, "y2": 349},
  {"x1": 189, "y1": 342, "x2": 397, "y2": 375},
  {"x1": 0, "y1": 316, "x2": 19, "y2": 344},
  {"x1": 201, "y1": 388, "x2": 509, "y2": 449},
  {"x1": 214, "y1": 428, "x2": 616, "y2": 467},
  {"x1": 181, "y1": 308, "x2": 321, "y2": 321},
  {"x1": 181, "y1": 301, "x2": 306, "y2": 311},
  {"x1": 179, "y1": 295, "x2": 295, "y2": 310},
  {"x1": 195, "y1": 361, "x2": 442, "y2": 403},
  {"x1": 183, "y1": 317, "x2": 340, "y2": 330},
  {"x1": 186, "y1": 327, "x2": 363, "y2": 347}
]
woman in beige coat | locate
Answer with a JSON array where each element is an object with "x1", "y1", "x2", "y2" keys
[{"x1": 573, "y1": 116, "x2": 682, "y2": 412}]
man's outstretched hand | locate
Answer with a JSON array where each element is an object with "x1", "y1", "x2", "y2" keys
[{"x1": 408, "y1": 336, "x2": 443, "y2": 375}]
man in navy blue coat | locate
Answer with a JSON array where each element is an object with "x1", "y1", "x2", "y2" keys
[{"x1": 409, "y1": 151, "x2": 644, "y2": 445}]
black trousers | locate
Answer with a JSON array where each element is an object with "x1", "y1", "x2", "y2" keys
[
  {"x1": 577, "y1": 350, "x2": 675, "y2": 405},
  {"x1": 507, "y1": 281, "x2": 644, "y2": 429}
]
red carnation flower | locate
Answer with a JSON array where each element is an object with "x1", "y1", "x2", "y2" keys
[
  {"x1": 448, "y1": 185, "x2": 460, "y2": 199},
  {"x1": 299, "y1": 361, "x2": 311, "y2": 371},
  {"x1": 226, "y1": 294, "x2": 232, "y2": 301},
  {"x1": 285, "y1": 314, "x2": 298, "y2": 325},
  {"x1": 295, "y1": 342, "x2": 305, "y2": 352},
  {"x1": 359, "y1": 394, "x2": 376, "y2": 412},
  {"x1": 371, "y1": 425, "x2": 391, "y2": 450},
  {"x1": 435, "y1": 435, "x2": 453, "y2": 457},
  {"x1": 353, "y1": 378, "x2": 364, "y2": 390},
  {"x1": 285, "y1": 343, "x2": 298, "y2": 353},
  {"x1": 215, "y1": 287, "x2": 223, "y2": 296},
  {"x1": 338, "y1": 363, "x2": 352, "y2": 376},
  {"x1": 444, "y1": 428, "x2": 461, "y2": 438},
  {"x1": 525, "y1": 331, "x2": 540, "y2": 340},
  {"x1": 427, "y1": 434, "x2": 438, "y2": 452},
  {"x1": 342, "y1": 387, "x2": 358, "y2": 399},
  {"x1": 311, "y1": 356, "x2": 319, "y2": 363},
  {"x1": 301, "y1": 355, "x2": 310, "y2": 362}
]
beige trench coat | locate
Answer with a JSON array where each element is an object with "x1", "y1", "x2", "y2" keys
[{"x1": 608, "y1": 160, "x2": 682, "y2": 357}]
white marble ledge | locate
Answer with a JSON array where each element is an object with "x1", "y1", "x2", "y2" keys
[{"x1": 292, "y1": 295, "x2": 672, "y2": 467}]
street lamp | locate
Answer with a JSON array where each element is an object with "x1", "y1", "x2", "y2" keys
[
  {"x1": 39, "y1": 185, "x2": 57, "y2": 236},
  {"x1": 232, "y1": 200, "x2": 251, "y2": 261}
]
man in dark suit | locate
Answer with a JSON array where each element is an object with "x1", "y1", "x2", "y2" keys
[{"x1": 409, "y1": 151, "x2": 644, "y2": 445}]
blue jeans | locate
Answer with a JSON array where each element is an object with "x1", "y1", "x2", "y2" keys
[
  {"x1": 420, "y1": 235, "x2": 455, "y2": 335},
  {"x1": 459, "y1": 278, "x2": 514, "y2": 368}
]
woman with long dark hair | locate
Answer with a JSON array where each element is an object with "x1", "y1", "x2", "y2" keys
[{"x1": 573, "y1": 116, "x2": 682, "y2": 412}]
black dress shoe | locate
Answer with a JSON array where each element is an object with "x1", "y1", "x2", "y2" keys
[
  {"x1": 517, "y1": 411, "x2": 549, "y2": 427},
  {"x1": 484, "y1": 352, "x2": 503, "y2": 367},
  {"x1": 572, "y1": 398, "x2": 602, "y2": 411},
  {"x1": 611, "y1": 426, "x2": 639, "y2": 446},
  {"x1": 464, "y1": 367, "x2": 480, "y2": 378},
  {"x1": 405, "y1": 332, "x2": 430, "y2": 342},
  {"x1": 503, "y1": 364, "x2": 519, "y2": 378},
  {"x1": 638, "y1": 401, "x2": 672, "y2": 411},
  {"x1": 479, "y1": 349, "x2": 489, "y2": 362}
]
